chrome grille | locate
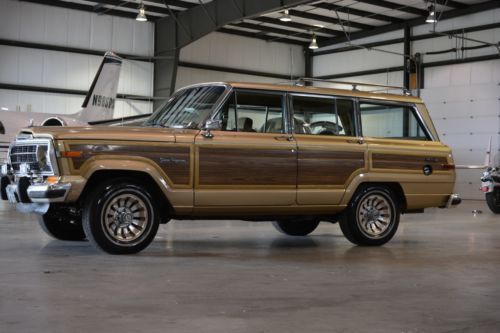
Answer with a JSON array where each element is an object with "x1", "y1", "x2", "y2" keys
[{"x1": 9, "y1": 141, "x2": 54, "y2": 175}]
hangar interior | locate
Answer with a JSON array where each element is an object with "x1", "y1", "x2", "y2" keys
[{"x1": 0, "y1": 0, "x2": 499, "y2": 332}]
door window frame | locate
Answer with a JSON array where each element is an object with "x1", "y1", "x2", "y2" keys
[
  {"x1": 288, "y1": 92, "x2": 359, "y2": 137},
  {"x1": 356, "y1": 99, "x2": 435, "y2": 141},
  {"x1": 210, "y1": 88, "x2": 290, "y2": 134}
]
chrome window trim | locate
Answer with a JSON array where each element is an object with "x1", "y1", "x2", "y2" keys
[
  {"x1": 288, "y1": 92, "x2": 357, "y2": 137},
  {"x1": 209, "y1": 87, "x2": 289, "y2": 134},
  {"x1": 357, "y1": 98, "x2": 435, "y2": 142}
]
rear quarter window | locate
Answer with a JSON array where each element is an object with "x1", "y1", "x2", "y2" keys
[{"x1": 359, "y1": 101, "x2": 430, "y2": 141}]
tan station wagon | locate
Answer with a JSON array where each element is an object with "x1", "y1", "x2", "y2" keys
[{"x1": 1, "y1": 81, "x2": 460, "y2": 254}]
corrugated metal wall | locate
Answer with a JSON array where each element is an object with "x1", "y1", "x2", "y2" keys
[{"x1": 0, "y1": 0, "x2": 154, "y2": 118}]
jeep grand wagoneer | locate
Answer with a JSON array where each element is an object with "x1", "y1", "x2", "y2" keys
[{"x1": 1, "y1": 81, "x2": 460, "y2": 254}]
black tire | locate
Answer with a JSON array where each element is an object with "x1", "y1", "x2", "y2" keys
[
  {"x1": 486, "y1": 188, "x2": 500, "y2": 214},
  {"x1": 272, "y1": 218, "x2": 320, "y2": 236},
  {"x1": 339, "y1": 185, "x2": 400, "y2": 246},
  {"x1": 82, "y1": 178, "x2": 160, "y2": 254},
  {"x1": 37, "y1": 207, "x2": 86, "y2": 241}
]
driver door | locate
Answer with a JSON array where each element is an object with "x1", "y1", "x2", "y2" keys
[{"x1": 194, "y1": 89, "x2": 297, "y2": 208}]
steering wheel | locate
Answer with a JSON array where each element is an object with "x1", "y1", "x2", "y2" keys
[{"x1": 309, "y1": 121, "x2": 343, "y2": 135}]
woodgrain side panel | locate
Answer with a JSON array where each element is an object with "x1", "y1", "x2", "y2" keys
[
  {"x1": 298, "y1": 150, "x2": 365, "y2": 186},
  {"x1": 68, "y1": 144, "x2": 191, "y2": 185},
  {"x1": 198, "y1": 147, "x2": 296, "y2": 186},
  {"x1": 372, "y1": 153, "x2": 448, "y2": 171}
]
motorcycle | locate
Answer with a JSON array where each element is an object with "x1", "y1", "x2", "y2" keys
[{"x1": 480, "y1": 167, "x2": 500, "y2": 214}]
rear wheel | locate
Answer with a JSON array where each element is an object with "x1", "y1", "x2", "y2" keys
[
  {"x1": 272, "y1": 218, "x2": 320, "y2": 236},
  {"x1": 38, "y1": 207, "x2": 86, "y2": 241},
  {"x1": 486, "y1": 188, "x2": 500, "y2": 214},
  {"x1": 339, "y1": 185, "x2": 400, "y2": 246},
  {"x1": 82, "y1": 178, "x2": 160, "y2": 254}
]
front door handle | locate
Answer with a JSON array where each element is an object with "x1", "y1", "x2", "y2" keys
[
  {"x1": 346, "y1": 137, "x2": 364, "y2": 144},
  {"x1": 274, "y1": 135, "x2": 294, "y2": 141}
]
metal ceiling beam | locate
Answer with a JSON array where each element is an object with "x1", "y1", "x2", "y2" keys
[
  {"x1": 145, "y1": 0, "x2": 196, "y2": 9},
  {"x1": 317, "y1": 0, "x2": 500, "y2": 48},
  {"x1": 288, "y1": 9, "x2": 374, "y2": 30},
  {"x1": 156, "y1": 0, "x2": 317, "y2": 50},
  {"x1": 435, "y1": 0, "x2": 467, "y2": 9},
  {"x1": 312, "y1": 2, "x2": 404, "y2": 24},
  {"x1": 252, "y1": 16, "x2": 340, "y2": 36},
  {"x1": 217, "y1": 27, "x2": 308, "y2": 46},
  {"x1": 93, "y1": 0, "x2": 179, "y2": 15},
  {"x1": 19, "y1": 0, "x2": 140, "y2": 19},
  {"x1": 230, "y1": 22, "x2": 317, "y2": 41},
  {"x1": 353, "y1": 0, "x2": 428, "y2": 17}
]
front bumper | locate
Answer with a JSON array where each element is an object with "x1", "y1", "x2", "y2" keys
[{"x1": 2, "y1": 176, "x2": 71, "y2": 204}]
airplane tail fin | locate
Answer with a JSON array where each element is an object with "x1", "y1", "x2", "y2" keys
[{"x1": 76, "y1": 51, "x2": 122, "y2": 123}]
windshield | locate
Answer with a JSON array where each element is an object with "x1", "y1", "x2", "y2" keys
[{"x1": 145, "y1": 85, "x2": 226, "y2": 128}]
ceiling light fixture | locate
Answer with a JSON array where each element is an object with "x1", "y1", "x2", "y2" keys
[
  {"x1": 309, "y1": 33, "x2": 318, "y2": 50},
  {"x1": 426, "y1": 5, "x2": 437, "y2": 23},
  {"x1": 136, "y1": 1, "x2": 147, "y2": 22},
  {"x1": 279, "y1": 9, "x2": 292, "y2": 22}
]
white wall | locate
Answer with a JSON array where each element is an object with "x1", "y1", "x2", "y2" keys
[
  {"x1": 422, "y1": 60, "x2": 500, "y2": 200},
  {"x1": 176, "y1": 32, "x2": 305, "y2": 90},
  {"x1": 0, "y1": 0, "x2": 155, "y2": 118}
]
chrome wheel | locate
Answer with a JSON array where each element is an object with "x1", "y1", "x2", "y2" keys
[
  {"x1": 356, "y1": 193, "x2": 393, "y2": 239},
  {"x1": 101, "y1": 191, "x2": 150, "y2": 245}
]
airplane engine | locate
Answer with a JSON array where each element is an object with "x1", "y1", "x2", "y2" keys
[{"x1": 41, "y1": 117, "x2": 66, "y2": 126}]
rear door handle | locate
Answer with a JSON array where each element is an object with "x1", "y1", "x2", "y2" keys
[
  {"x1": 274, "y1": 135, "x2": 294, "y2": 141},
  {"x1": 347, "y1": 137, "x2": 364, "y2": 144}
]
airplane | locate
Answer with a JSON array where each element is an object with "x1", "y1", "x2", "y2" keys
[{"x1": 0, "y1": 51, "x2": 123, "y2": 158}]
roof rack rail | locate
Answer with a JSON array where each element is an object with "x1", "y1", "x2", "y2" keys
[{"x1": 295, "y1": 78, "x2": 412, "y2": 96}]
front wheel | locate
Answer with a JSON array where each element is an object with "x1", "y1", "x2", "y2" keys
[
  {"x1": 486, "y1": 188, "x2": 500, "y2": 214},
  {"x1": 339, "y1": 185, "x2": 400, "y2": 246},
  {"x1": 82, "y1": 179, "x2": 160, "y2": 254}
]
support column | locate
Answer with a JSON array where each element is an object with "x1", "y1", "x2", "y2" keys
[
  {"x1": 403, "y1": 24, "x2": 411, "y2": 90},
  {"x1": 153, "y1": 18, "x2": 179, "y2": 109},
  {"x1": 304, "y1": 48, "x2": 313, "y2": 85}
]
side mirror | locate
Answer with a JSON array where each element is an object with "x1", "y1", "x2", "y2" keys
[
  {"x1": 204, "y1": 119, "x2": 222, "y2": 131},
  {"x1": 201, "y1": 119, "x2": 221, "y2": 139}
]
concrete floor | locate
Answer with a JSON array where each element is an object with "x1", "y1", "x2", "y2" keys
[{"x1": 0, "y1": 201, "x2": 499, "y2": 333}]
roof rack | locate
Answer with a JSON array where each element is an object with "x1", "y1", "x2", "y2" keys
[{"x1": 294, "y1": 78, "x2": 412, "y2": 96}]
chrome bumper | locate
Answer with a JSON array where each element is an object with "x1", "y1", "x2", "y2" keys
[
  {"x1": 4, "y1": 180, "x2": 71, "y2": 204},
  {"x1": 446, "y1": 193, "x2": 462, "y2": 208}
]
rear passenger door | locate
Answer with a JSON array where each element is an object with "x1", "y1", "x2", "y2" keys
[{"x1": 291, "y1": 94, "x2": 366, "y2": 205}]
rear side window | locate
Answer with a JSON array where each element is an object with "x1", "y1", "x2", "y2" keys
[
  {"x1": 359, "y1": 102, "x2": 429, "y2": 140},
  {"x1": 291, "y1": 95, "x2": 355, "y2": 136},
  {"x1": 216, "y1": 90, "x2": 284, "y2": 133}
]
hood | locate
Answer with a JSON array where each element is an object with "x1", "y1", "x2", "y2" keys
[{"x1": 23, "y1": 126, "x2": 178, "y2": 143}]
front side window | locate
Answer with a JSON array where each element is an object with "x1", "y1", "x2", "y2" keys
[
  {"x1": 291, "y1": 95, "x2": 355, "y2": 136},
  {"x1": 145, "y1": 85, "x2": 226, "y2": 128},
  {"x1": 359, "y1": 101, "x2": 429, "y2": 140},
  {"x1": 216, "y1": 90, "x2": 285, "y2": 133}
]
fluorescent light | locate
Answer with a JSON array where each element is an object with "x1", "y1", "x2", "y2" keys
[
  {"x1": 313, "y1": 24, "x2": 324, "y2": 28},
  {"x1": 136, "y1": 2, "x2": 147, "y2": 22},
  {"x1": 1, "y1": 107, "x2": 8, "y2": 111},
  {"x1": 279, "y1": 9, "x2": 292, "y2": 22}
]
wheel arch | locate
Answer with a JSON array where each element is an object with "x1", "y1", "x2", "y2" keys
[
  {"x1": 79, "y1": 169, "x2": 173, "y2": 223},
  {"x1": 343, "y1": 182, "x2": 407, "y2": 212}
]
